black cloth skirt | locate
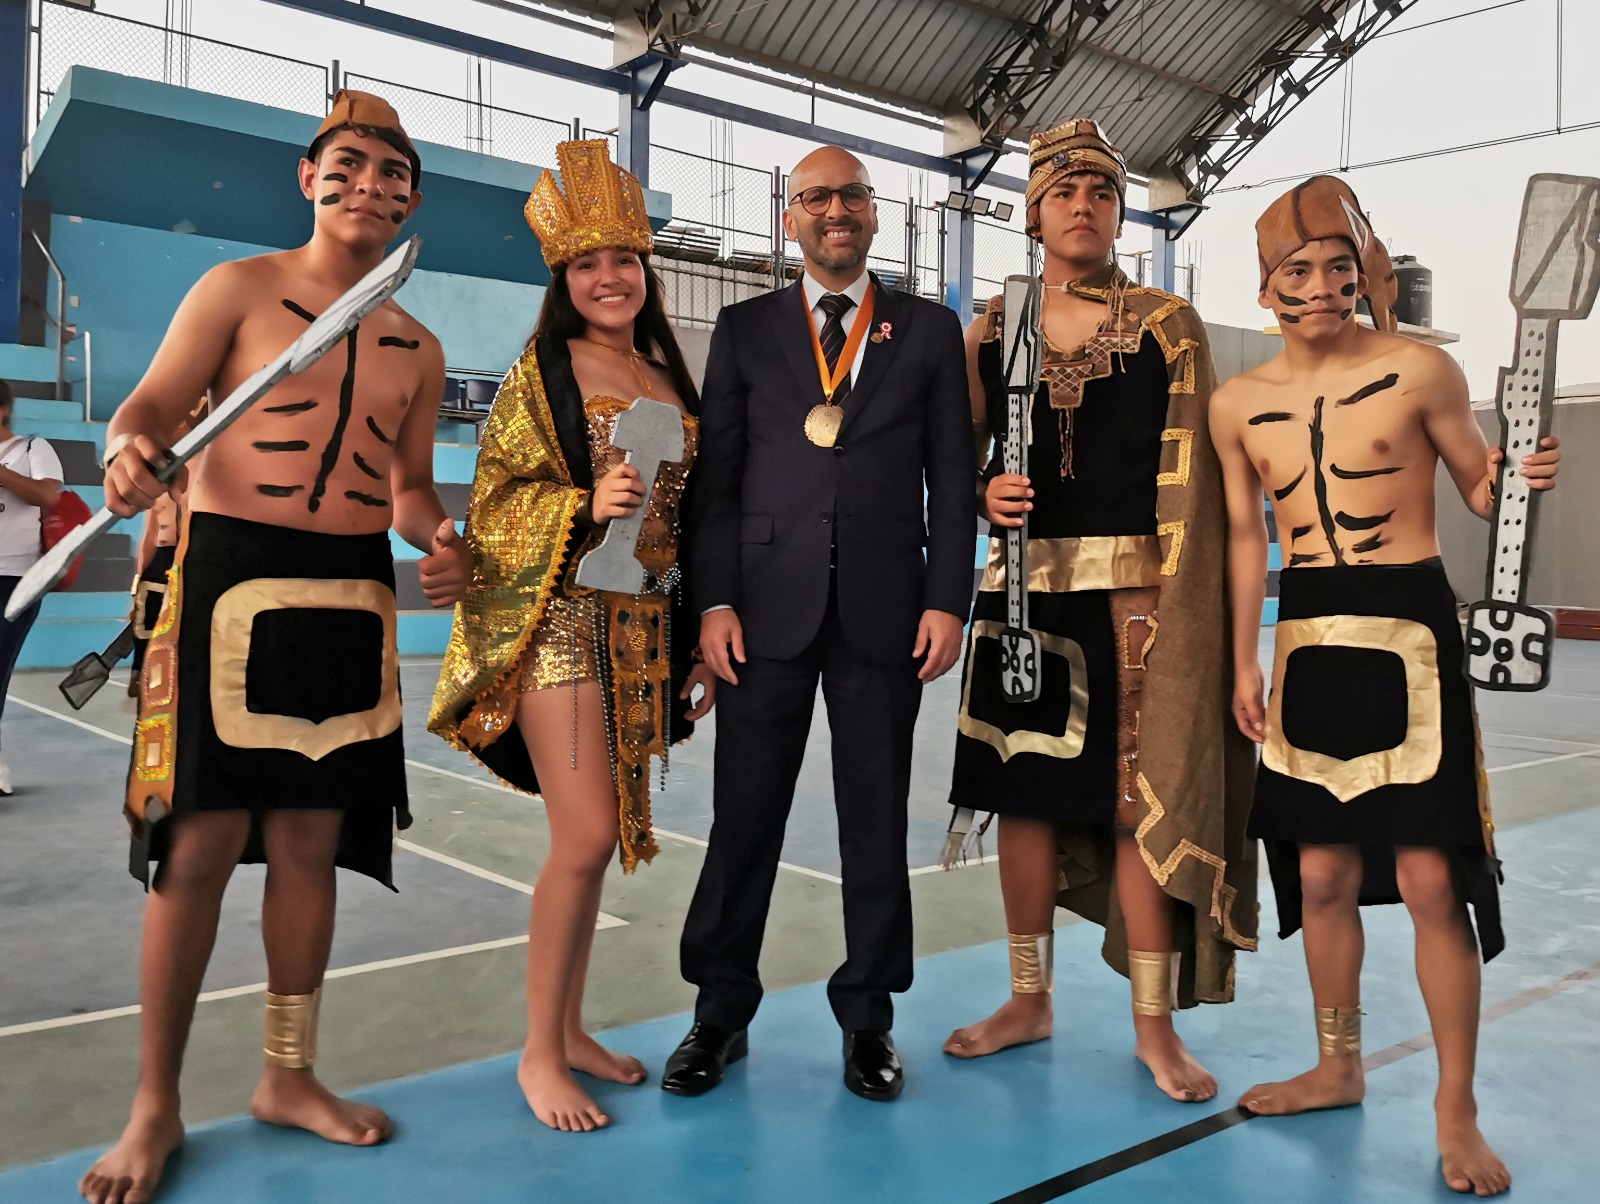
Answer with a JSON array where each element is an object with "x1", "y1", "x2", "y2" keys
[
  {"x1": 1251, "y1": 561, "x2": 1503, "y2": 960},
  {"x1": 128, "y1": 512, "x2": 410, "y2": 889},
  {"x1": 948, "y1": 587, "x2": 1118, "y2": 823}
]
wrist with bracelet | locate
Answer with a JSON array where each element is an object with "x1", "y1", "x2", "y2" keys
[{"x1": 101, "y1": 433, "x2": 135, "y2": 471}]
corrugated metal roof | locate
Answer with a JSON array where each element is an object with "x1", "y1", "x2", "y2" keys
[{"x1": 534, "y1": 0, "x2": 1353, "y2": 182}]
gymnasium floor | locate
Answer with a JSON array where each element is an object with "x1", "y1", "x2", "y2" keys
[{"x1": 1, "y1": 636, "x2": 1597, "y2": 1202}]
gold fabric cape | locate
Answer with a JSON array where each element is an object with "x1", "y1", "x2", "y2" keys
[
  {"x1": 995, "y1": 266, "x2": 1260, "y2": 1006},
  {"x1": 428, "y1": 340, "x2": 673, "y2": 871}
]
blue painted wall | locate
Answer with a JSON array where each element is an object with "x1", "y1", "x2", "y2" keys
[{"x1": 47, "y1": 215, "x2": 542, "y2": 421}]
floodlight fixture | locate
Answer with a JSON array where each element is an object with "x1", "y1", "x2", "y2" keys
[
  {"x1": 993, "y1": 201, "x2": 1015, "y2": 222},
  {"x1": 970, "y1": 197, "x2": 992, "y2": 216},
  {"x1": 943, "y1": 190, "x2": 972, "y2": 212}
]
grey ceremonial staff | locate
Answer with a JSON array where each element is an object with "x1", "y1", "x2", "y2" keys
[
  {"x1": 1464, "y1": 176, "x2": 1599, "y2": 691},
  {"x1": 4, "y1": 235, "x2": 422, "y2": 622},
  {"x1": 943, "y1": 272, "x2": 1044, "y2": 867}
]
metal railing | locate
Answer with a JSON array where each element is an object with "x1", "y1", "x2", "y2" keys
[
  {"x1": 36, "y1": 1, "x2": 329, "y2": 122},
  {"x1": 30, "y1": 0, "x2": 1194, "y2": 335},
  {"x1": 28, "y1": 232, "x2": 67, "y2": 404}
]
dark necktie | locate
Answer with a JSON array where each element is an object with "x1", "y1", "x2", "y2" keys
[{"x1": 817, "y1": 292, "x2": 856, "y2": 407}]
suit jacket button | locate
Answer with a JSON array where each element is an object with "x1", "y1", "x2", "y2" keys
[
  {"x1": 820, "y1": 513, "x2": 831, "y2": 522},
  {"x1": 833, "y1": 446, "x2": 844, "y2": 456}
]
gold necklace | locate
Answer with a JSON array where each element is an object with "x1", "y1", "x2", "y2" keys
[{"x1": 582, "y1": 335, "x2": 657, "y2": 399}]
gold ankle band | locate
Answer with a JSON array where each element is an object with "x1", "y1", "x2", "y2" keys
[
  {"x1": 1315, "y1": 1005, "x2": 1361, "y2": 1058},
  {"x1": 263, "y1": 988, "x2": 321, "y2": 1069},
  {"x1": 1008, "y1": 932, "x2": 1053, "y2": 995},
  {"x1": 1127, "y1": 950, "x2": 1178, "y2": 1017}
]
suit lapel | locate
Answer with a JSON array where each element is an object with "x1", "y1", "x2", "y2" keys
[
  {"x1": 840, "y1": 275, "x2": 906, "y2": 432},
  {"x1": 771, "y1": 281, "x2": 827, "y2": 410}
]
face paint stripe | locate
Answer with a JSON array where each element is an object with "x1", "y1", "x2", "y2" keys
[
  {"x1": 1274, "y1": 291, "x2": 1308, "y2": 307},
  {"x1": 322, "y1": 173, "x2": 349, "y2": 183},
  {"x1": 1340, "y1": 283, "x2": 1357, "y2": 296},
  {"x1": 319, "y1": 195, "x2": 342, "y2": 206}
]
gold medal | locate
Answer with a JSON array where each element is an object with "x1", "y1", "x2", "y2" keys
[{"x1": 805, "y1": 403, "x2": 843, "y2": 447}]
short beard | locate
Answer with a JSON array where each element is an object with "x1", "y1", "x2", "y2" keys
[{"x1": 804, "y1": 228, "x2": 866, "y2": 273}]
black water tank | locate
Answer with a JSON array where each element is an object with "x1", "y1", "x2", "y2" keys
[{"x1": 1391, "y1": 254, "x2": 1432, "y2": 328}]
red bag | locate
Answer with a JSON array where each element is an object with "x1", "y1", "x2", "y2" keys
[{"x1": 41, "y1": 489, "x2": 92, "y2": 590}]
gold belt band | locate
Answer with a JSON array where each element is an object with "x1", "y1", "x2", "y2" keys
[
  {"x1": 263, "y1": 988, "x2": 321, "y2": 1069},
  {"x1": 1315, "y1": 1004, "x2": 1362, "y2": 1058},
  {"x1": 980, "y1": 534, "x2": 1163, "y2": 594},
  {"x1": 1128, "y1": 949, "x2": 1178, "y2": 1016},
  {"x1": 1008, "y1": 931, "x2": 1054, "y2": 995}
]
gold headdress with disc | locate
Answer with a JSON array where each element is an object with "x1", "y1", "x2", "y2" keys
[
  {"x1": 524, "y1": 139, "x2": 653, "y2": 269},
  {"x1": 1025, "y1": 118, "x2": 1128, "y2": 217}
]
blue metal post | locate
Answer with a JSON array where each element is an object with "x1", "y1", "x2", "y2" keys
[
  {"x1": 0, "y1": 0, "x2": 27, "y2": 342},
  {"x1": 1150, "y1": 226, "x2": 1177, "y2": 294},
  {"x1": 614, "y1": 54, "x2": 677, "y2": 190},
  {"x1": 943, "y1": 185, "x2": 975, "y2": 319}
]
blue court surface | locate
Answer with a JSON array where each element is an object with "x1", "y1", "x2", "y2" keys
[{"x1": 2, "y1": 801, "x2": 1596, "y2": 1204}]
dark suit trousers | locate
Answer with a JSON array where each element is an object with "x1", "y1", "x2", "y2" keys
[{"x1": 681, "y1": 578, "x2": 921, "y2": 1033}]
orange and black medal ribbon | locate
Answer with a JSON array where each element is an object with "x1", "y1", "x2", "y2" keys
[{"x1": 803, "y1": 287, "x2": 875, "y2": 448}]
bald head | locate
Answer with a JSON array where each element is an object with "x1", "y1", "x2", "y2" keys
[{"x1": 788, "y1": 145, "x2": 871, "y2": 193}]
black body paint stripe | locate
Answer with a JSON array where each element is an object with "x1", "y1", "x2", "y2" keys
[
  {"x1": 345, "y1": 490, "x2": 388, "y2": 507},
  {"x1": 256, "y1": 484, "x2": 304, "y2": 497},
  {"x1": 366, "y1": 415, "x2": 394, "y2": 445},
  {"x1": 1273, "y1": 467, "x2": 1306, "y2": 502},
  {"x1": 263, "y1": 399, "x2": 317, "y2": 414},
  {"x1": 1288, "y1": 551, "x2": 1326, "y2": 566},
  {"x1": 282, "y1": 299, "x2": 316, "y2": 322},
  {"x1": 353, "y1": 451, "x2": 383, "y2": 479},
  {"x1": 1290, "y1": 523, "x2": 1313, "y2": 541},
  {"x1": 1330, "y1": 463, "x2": 1402, "y2": 479},
  {"x1": 378, "y1": 336, "x2": 420, "y2": 349},
  {"x1": 1335, "y1": 510, "x2": 1394, "y2": 531},
  {"x1": 1335, "y1": 373, "x2": 1400, "y2": 407},
  {"x1": 253, "y1": 440, "x2": 309, "y2": 452},
  {"x1": 307, "y1": 329, "x2": 358, "y2": 514},
  {"x1": 1248, "y1": 411, "x2": 1294, "y2": 425},
  {"x1": 1310, "y1": 394, "x2": 1343, "y2": 565},
  {"x1": 1352, "y1": 533, "x2": 1385, "y2": 553}
]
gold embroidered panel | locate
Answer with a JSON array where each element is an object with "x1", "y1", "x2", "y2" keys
[
  {"x1": 959, "y1": 620, "x2": 1088, "y2": 763},
  {"x1": 1262, "y1": 615, "x2": 1442, "y2": 802},
  {"x1": 979, "y1": 534, "x2": 1163, "y2": 594},
  {"x1": 210, "y1": 578, "x2": 401, "y2": 762}
]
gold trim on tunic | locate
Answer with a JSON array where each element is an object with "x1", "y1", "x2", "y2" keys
[
  {"x1": 1262, "y1": 615, "x2": 1442, "y2": 802},
  {"x1": 132, "y1": 579, "x2": 169, "y2": 640},
  {"x1": 979, "y1": 533, "x2": 1163, "y2": 594},
  {"x1": 209, "y1": 578, "x2": 401, "y2": 762},
  {"x1": 959, "y1": 619, "x2": 1088, "y2": 762}
]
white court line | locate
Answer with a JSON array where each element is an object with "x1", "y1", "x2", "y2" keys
[
  {"x1": 5, "y1": 695, "x2": 625, "y2": 925},
  {"x1": 0, "y1": 935, "x2": 532, "y2": 1040},
  {"x1": 1488, "y1": 747, "x2": 1600, "y2": 775}
]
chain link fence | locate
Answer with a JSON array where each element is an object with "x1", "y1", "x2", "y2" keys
[
  {"x1": 345, "y1": 73, "x2": 570, "y2": 171},
  {"x1": 36, "y1": 0, "x2": 327, "y2": 124}
]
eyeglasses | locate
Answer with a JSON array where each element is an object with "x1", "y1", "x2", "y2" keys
[{"x1": 788, "y1": 183, "x2": 876, "y2": 216}]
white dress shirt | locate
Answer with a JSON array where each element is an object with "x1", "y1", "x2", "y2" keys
[{"x1": 800, "y1": 268, "x2": 873, "y2": 387}]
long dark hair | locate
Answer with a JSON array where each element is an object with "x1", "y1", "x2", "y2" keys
[{"x1": 531, "y1": 254, "x2": 699, "y2": 413}]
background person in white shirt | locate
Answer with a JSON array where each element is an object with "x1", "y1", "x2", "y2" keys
[{"x1": 0, "y1": 379, "x2": 65, "y2": 795}]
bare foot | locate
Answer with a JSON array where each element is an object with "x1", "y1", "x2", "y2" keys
[
  {"x1": 79, "y1": 1100, "x2": 184, "y2": 1204},
  {"x1": 1438, "y1": 1108, "x2": 1511, "y2": 1196},
  {"x1": 249, "y1": 1067, "x2": 391, "y2": 1146},
  {"x1": 1239, "y1": 1056, "x2": 1365, "y2": 1115},
  {"x1": 566, "y1": 1031, "x2": 647, "y2": 1085},
  {"x1": 518, "y1": 1051, "x2": 611, "y2": 1132},
  {"x1": 943, "y1": 994, "x2": 1052, "y2": 1059},
  {"x1": 1133, "y1": 1015, "x2": 1216, "y2": 1103}
]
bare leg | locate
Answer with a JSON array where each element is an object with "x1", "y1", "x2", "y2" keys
[
  {"x1": 80, "y1": 812, "x2": 250, "y2": 1204},
  {"x1": 943, "y1": 816, "x2": 1056, "y2": 1058},
  {"x1": 1241, "y1": 844, "x2": 1366, "y2": 1115},
  {"x1": 1114, "y1": 832, "x2": 1215, "y2": 1102},
  {"x1": 516, "y1": 682, "x2": 626, "y2": 1131},
  {"x1": 247, "y1": 810, "x2": 391, "y2": 1145},
  {"x1": 1394, "y1": 848, "x2": 1508, "y2": 1197},
  {"x1": 563, "y1": 911, "x2": 645, "y2": 1085}
]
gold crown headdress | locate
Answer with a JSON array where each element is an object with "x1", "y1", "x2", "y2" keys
[
  {"x1": 1025, "y1": 118, "x2": 1128, "y2": 213},
  {"x1": 524, "y1": 140, "x2": 653, "y2": 269}
]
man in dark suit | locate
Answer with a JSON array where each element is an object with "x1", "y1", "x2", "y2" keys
[{"x1": 664, "y1": 145, "x2": 974, "y2": 1101}]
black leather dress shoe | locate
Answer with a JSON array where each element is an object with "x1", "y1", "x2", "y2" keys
[
  {"x1": 660, "y1": 1022, "x2": 748, "y2": 1097},
  {"x1": 843, "y1": 1030, "x2": 903, "y2": 1100}
]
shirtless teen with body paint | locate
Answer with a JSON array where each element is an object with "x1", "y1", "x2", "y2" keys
[
  {"x1": 1210, "y1": 175, "x2": 1560, "y2": 1198},
  {"x1": 79, "y1": 92, "x2": 468, "y2": 1204}
]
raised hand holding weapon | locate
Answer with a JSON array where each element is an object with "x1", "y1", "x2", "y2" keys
[{"x1": 1464, "y1": 175, "x2": 1598, "y2": 691}]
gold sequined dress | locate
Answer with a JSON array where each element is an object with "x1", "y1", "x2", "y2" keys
[{"x1": 430, "y1": 337, "x2": 699, "y2": 871}]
